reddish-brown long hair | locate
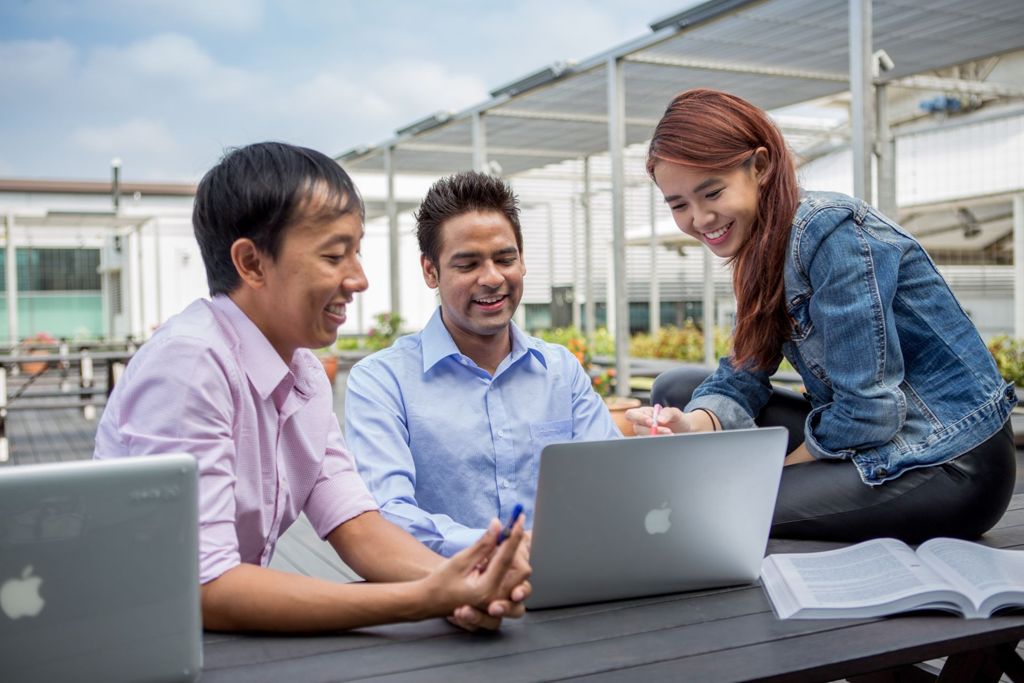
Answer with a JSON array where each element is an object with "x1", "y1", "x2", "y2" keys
[{"x1": 647, "y1": 89, "x2": 799, "y2": 371}]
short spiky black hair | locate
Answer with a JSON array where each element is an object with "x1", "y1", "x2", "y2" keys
[
  {"x1": 414, "y1": 171, "x2": 522, "y2": 265},
  {"x1": 192, "y1": 141, "x2": 364, "y2": 295}
]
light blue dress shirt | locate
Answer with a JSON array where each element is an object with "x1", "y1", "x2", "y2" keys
[{"x1": 345, "y1": 308, "x2": 621, "y2": 556}]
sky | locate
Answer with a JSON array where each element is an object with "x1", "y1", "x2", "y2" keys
[{"x1": 0, "y1": 0, "x2": 696, "y2": 182}]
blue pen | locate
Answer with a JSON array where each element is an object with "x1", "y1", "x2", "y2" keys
[{"x1": 497, "y1": 503, "x2": 524, "y2": 545}]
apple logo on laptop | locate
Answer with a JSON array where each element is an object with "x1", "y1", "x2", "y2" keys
[
  {"x1": 644, "y1": 502, "x2": 672, "y2": 535},
  {"x1": 1, "y1": 565, "x2": 45, "y2": 620}
]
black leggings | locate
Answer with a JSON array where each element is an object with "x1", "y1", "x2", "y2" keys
[{"x1": 653, "y1": 367, "x2": 1017, "y2": 544}]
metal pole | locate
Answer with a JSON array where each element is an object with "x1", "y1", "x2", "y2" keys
[
  {"x1": 703, "y1": 250, "x2": 715, "y2": 366},
  {"x1": 0, "y1": 367, "x2": 7, "y2": 463},
  {"x1": 648, "y1": 184, "x2": 661, "y2": 334},
  {"x1": 5, "y1": 213, "x2": 16, "y2": 345},
  {"x1": 849, "y1": 0, "x2": 875, "y2": 204},
  {"x1": 111, "y1": 158, "x2": 121, "y2": 213},
  {"x1": 384, "y1": 145, "x2": 400, "y2": 318},
  {"x1": 134, "y1": 225, "x2": 144, "y2": 338},
  {"x1": 1014, "y1": 195, "x2": 1024, "y2": 340},
  {"x1": 583, "y1": 157, "x2": 595, "y2": 344},
  {"x1": 80, "y1": 349, "x2": 95, "y2": 421},
  {"x1": 472, "y1": 112, "x2": 487, "y2": 173},
  {"x1": 570, "y1": 197, "x2": 581, "y2": 330},
  {"x1": 548, "y1": 202, "x2": 557, "y2": 294},
  {"x1": 607, "y1": 57, "x2": 631, "y2": 398},
  {"x1": 59, "y1": 340, "x2": 70, "y2": 392},
  {"x1": 875, "y1": 82, "x2": 897, "y2": 219},
  {"x1": 152, "y1": 222, "x2": 163, "y2": 326}
]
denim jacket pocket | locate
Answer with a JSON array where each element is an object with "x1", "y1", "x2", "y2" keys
[
  {"x1": 787, "y1": 294, "x2": 814, "y2": 342},
  {"x1": 530, "y1": 418, "x2": 573, "y2": 451}
]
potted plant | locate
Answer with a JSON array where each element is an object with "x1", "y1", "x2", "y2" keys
[
  {"x1": 366, "y1": 312, "x2": 403, "y2": 351},
  {"x1": 315, "y1": 348, "x2": 339, "y2": 385},
  {"x1": 20, "y1": 332, "x2": 57, "y2": 375}
]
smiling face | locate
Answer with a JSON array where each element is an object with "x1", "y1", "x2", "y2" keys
[
  {"x1": 239, "y1": 203, "x2": 368, "y2": 363},
  {"x1": 422, "y1": 209, "x2": 525, "y2": 351},
  {"x1": 653, "y1": 152, "x2": 765, "y2": 259}
]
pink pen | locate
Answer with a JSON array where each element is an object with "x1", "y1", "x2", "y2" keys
[{"x1": 650, "y1": 403, "x2": 662, "y2": 436}]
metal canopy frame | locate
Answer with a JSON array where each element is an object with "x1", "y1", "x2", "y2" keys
[{"x1": 338, "y1": 0, "x2": 1024, "y2": 393}]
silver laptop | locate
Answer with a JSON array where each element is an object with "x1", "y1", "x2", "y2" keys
[
  {"x1": 527, "y1": 427, "x2": 787, "y2": 608},
  {"x1": 0, "y1": 454, "x2": 201, "y2": 683}
]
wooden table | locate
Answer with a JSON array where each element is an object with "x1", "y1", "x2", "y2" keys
[{"x1": 200, "y1": 495, "x2": 1024, "y2": 683}]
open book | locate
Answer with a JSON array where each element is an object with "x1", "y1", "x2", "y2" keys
[{"x1": 760, "y1": 537, "x2": 1024, "y2": 619}]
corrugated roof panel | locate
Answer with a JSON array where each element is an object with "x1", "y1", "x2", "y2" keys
[{"x1": 337, "y1": 0, "x2": 1024, "y2": 180}]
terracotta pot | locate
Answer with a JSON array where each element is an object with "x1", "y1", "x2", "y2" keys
[
  {"x1": 20, "y1": 351, "x2": 50, "y2": 376},
  {"x1": 319, "y1": 355, "x2": 338, "y2": 385},
  {"x1": 604, "y1": 396, "x2": 642, "y2": 437}
]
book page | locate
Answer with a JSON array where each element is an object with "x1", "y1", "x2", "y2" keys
[
  {"x1": 767, "y1": 538, "x2": 950, "y2": 607},
  {"x1": 917, "y1": 538, "x2": 1024, "y2": 608}
]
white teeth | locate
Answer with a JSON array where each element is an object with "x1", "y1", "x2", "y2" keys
[
  {"x1": 326, "y1": 304, "x2": 346, "y2": 315},
  {"x1": 705, "y1": 223, "x2": 731, "y2": 240},
  {"x1": 475, "y1": 296, "x2": 504, "y2": 304}
]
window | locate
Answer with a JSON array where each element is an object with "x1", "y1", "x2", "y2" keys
[{"x1": 15, "y1": 249, "x2": 102, "y2": 292}]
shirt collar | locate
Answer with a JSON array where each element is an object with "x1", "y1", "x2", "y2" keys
[
  {"x1": 210, "y1": 294, "x2": 294, "y2": 400},
  {"x1": 420, "y1": 306, "x2": 547, "y2": 374}
]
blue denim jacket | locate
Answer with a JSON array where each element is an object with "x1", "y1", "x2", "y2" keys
[{"x1": 688, "y1": 191, "x2": 1016, "y2": 485}]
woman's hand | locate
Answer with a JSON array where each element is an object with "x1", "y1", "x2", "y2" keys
[{"x1": 624, "y1": 405, "x2": 705, "y2": 435}]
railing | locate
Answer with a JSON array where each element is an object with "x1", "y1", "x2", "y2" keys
[{"x1": 0, "y1": 341, "x2": 138, "y2": 462}]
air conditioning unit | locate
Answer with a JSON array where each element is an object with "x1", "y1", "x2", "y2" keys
[{"x1": 98, "y1": 234, "x2": 124, "y2": 273}]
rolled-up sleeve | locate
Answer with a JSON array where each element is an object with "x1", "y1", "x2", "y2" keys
[
  {"x1": 686, "y1": 355, "x2": 776, "y2": 430},
  {"x1": 109, "y1": 337, "x2": 242, "y2": 584},
  {"x1": 304, "y1": 417, "x2": 379, "y2": 539},
  {"x1": 799, "y1": 213, "x2": 906, "y2": 460}
]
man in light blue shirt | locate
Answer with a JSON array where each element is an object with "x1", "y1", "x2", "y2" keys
[{"x1": 345, "y1": 171, "x2": 620, "y2": 556}]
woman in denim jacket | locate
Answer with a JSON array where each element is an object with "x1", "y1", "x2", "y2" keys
[{"x1": 628, "y1": 89, "x2": 1017, "y2": 543}]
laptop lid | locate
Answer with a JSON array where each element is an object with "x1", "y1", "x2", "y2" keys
[
  {"x1": 527, "y1": 427, "x2": 787, "y2": 609},
  {"x1": 0, "y1": 454, "x2": 201, "y2": 683}
]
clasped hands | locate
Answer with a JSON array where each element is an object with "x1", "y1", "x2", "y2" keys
[{"x1": 431, "y1": 518, "x2": 532, "y2": 632}]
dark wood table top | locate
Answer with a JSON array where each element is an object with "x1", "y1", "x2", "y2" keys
[{"x1": 200, "y1": 494, "x2": 1024, "y2": 683}]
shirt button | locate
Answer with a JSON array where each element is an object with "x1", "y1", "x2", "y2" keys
[
  {"x1": 500, "y1": 479, "x2": 509, "y2": 488},
  {"x1": 498, "y1": 429, "x2": 506, "y2": 438},
  {"x1": 874, "y1": 466, "x2": 888, "y2": 478}
]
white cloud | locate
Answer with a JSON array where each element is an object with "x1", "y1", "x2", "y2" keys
[
  {"x1": 369, "y1": 60, "x2": 488, "y2": 116},
  {"x1": 71, "y1": 118, "x2": 177, "y2": 158},
  {"x1": 132, "y1": 0, "x2": 266, "y2": 31},
  {"x1": 284, "y1": 60, "x2": 487, "y2": 125},
  {"x1": 0, "y1": 0, "x2": 692, "y2": 179},
  {"x1": 83, "y1": 33, "x2": 262, "y2": 103},
  {"x1": 28, "y1": 0, "x2": 265, "y2": 32},
  {"x1": 0, "y1": 38, "x2": 77, "y2": 90}
]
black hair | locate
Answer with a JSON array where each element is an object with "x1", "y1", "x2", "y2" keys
[
  {"x1": 192, "y1": 141, "x2": 364, "y2": 295},
  {"x1": 414, "y1": 171, "x2": 521, "y2": 265}
]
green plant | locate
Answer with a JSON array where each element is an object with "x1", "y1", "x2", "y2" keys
[
  {"x1": 988, "y1": 335, "x2": 1024, "y2": 387},
  {"x1": 627, "y1": 322, "x2": 730, "y2": 362},
  {"x1": 535, "y1": 327, "x2": 619, "y2": 397},
  {"x1": 366, "y1": 312, "x2": 403, "y2": 351},
  {"x1": 591, "y1": 327, "x2": 616, "y2": 356},
  {"x1": 535, "y1": 326, "x2": 617, "y2": 357},
  {"x1": 334, "y1": 336, "x2": 362, "y2": 351},
  {"x1": 590, "y1": 364, "x2": 617, "y2": 397}
]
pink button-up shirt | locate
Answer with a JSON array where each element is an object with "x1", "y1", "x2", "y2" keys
[{"x1": 95, "y1": 295, "x2": 377, "y2": 583}]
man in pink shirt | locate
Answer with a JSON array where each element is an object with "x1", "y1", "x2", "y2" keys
[{"x1": 95, "y1": 142, "x2": 528, "y2": 632}]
